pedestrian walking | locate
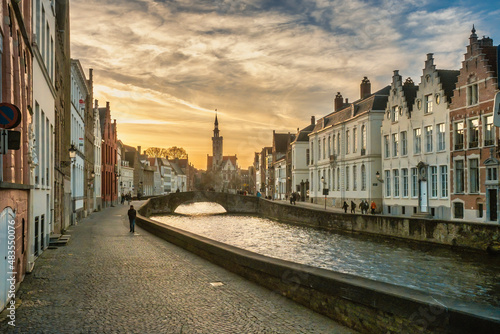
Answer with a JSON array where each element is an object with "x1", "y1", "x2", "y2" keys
[
  {"x1": 358, "y1": 201, "x2": 364, "y2": 214},
  {"x1": 128, "y1": 205, "x2": 136, "y2": 233},
  {"x1": 371, "y1": 201, "x2": 377, "y2": 214},
  {"x1": 342, "y1": 201, "x2": 348, "y2": 213},
  {"x1": 121, "y1": 193, "x2": 125, "y2": 205},
  {"x1": 350, "y1": 201, "x2": 356, "y2": 214}
]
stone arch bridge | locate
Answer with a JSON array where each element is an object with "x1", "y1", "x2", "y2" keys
[{"x1": 138, "y1": 191, "x2": 260, "y2": 217}]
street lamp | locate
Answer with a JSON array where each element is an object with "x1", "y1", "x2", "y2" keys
[
  {"x1": 321, "y1": 176, "x2": 328, "y2": 210},
  {"x1": 69, "y1": 144, "x2": 77, "y2": 161},
  {"x1": 375, "y1": 171, "x2": 384, "y2": 183}
]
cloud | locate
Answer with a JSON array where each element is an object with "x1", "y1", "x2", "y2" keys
[{"x1": 71, "y1": 0, "x2": 499, "y2": 169}]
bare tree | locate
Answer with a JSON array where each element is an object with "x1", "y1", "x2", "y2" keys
[
  {"x1": 145, "y1": 147, "x2": 168, "y2": 158},
  {"x1": 166, "y1": 146, "x2": 188, "y2": 160}
]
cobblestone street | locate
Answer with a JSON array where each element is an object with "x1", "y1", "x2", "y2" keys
[{"x1": 1, "y1": 202, "x2": 355, "y2": 333}]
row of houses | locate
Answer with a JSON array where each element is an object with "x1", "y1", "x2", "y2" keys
[
  {"x1": 0, "y1": 0, "x2": 196, "y2": 312},
  {"x1": 254, "y1": 27, "x2": 499, "y2": 224}
]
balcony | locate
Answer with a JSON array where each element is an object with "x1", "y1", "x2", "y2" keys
[
  {"x1": 360, "y1": 148, "x2": 366, "y2": 156},
  {"x1": 329, "y1": 154, "x2": 336, "y2": 162},
  {"x1": 454, "y1": 143, "x2": 464, "y2": 150},
  {"x1": 485, "y1": 139, "x2": 494, "y2": 146}
]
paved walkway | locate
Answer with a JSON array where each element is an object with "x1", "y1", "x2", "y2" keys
[{"x1": 1, "y1": 202, "x2": 356, "y2": 333}]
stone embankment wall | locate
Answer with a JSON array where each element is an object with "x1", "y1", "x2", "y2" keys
[
  {"x1": 257, "y1": 200, "x2": 500, "y2": 253},
  {"x1": 136, "y1": 196, "x2": 500, "y2": 334}
]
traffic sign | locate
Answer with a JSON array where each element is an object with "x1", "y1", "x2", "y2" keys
[{"x1": 0, "y1": 103, "x2": 21, "y2": 129}]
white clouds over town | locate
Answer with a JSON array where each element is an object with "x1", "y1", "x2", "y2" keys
[{"x1": 70, "y1": 0, "x2": 499, "y2": 168}]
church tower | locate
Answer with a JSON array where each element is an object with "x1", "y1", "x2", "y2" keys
[{"x1": 212, "y1": 112, "x2": 223, "y2": 170}]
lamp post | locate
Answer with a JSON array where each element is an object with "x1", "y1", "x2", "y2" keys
[
  {"x1": 321, "y1": 176, "x2": 328, "y2": 210},
  {"x1": 375, "y1": 171, "x2": 384, "y2": 183}
]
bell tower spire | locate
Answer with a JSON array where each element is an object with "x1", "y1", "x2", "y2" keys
[{"x1": 212, "y1": 109, "x2": 223, "y2": 169}]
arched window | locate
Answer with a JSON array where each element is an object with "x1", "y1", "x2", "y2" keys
[{"x1": 361, "y1": 164, "x2": 366, "y2": 190}]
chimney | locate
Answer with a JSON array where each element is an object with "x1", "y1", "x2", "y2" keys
[
  {"x1": 137, "y1": 146, "x2": 141, "y2": 154},
  {"x1": 106, "y1": 101, "x2": 110, "y2": 109},
  {"x1": 360, "y1": 77, "x2": 371, "y2": 99},
  {"x1": 94, "y1": 99, "x2": 98, "y2": 109},
  {"x1": 311, "y1": 116, "x2": 315, "y2": 125},
  {"x1": 334, "y1": 92, "x2": 343, "y2": 111}
]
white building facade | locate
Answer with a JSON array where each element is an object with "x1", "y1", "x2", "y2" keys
[
  {"x1": 381, "y1": 57, "x2": 458, "y2": 219},
  {"x1": 291, "y1": 118, "x2": 315, "y2": 199},
  {"x1": 70, "y1": 60, "x2": 89, "y2": 222},
  {"x1": 309, "y1": 80, "x2": 388, "y2": 209},
  {"x1": 30, "y1": 0, "x2": 56, "y2": 265},
  {"x1": 93, "y1": 100, "x2": 102, "y2": 211}
]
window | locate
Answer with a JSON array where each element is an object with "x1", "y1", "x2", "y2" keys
[
  {"x1": 346, "y1": 130, "x2": 350, "y2": 154},
  {"x1": 393, "y1": 169, "x2": 399, "y2": 197},
  {"x1": 353, "y1": 165, "x2": 357, "y2": 190},
  {"x1": 425, "y1": 125, "x2": 433, "y2": 152},
  {"x1": 402, "y1": 168, "x2": 408, "y2": 197},
  {"x1": 401, "y1": 131, "x2": 407, "y2": 156},
  {"x1": 467, "y1": 84, "x2": 478, "y2": 105},
  {"x1": 332, "y1": 135, "x2": 336, "y2": 154},
  {"x1": 361, "y1": 125, "x2": 366, "y2": 151},
  {"x1": 440, "y1": 166, "x2": 448, "y2": 198},
  {"x1": 454, "y1": 122, "x2": 464, "y2": 150},
  {"x1": 424, "y1": 94, "x2": 433, "y2": 114},
  {"x1": 384, "y1": 135, "x2": 390, "y2": 158},
  {"x1": 437, "y1": 123, "x2": 445, "y2": 151},
  {"x1": 337, "y1": 133, "x2": 340, "y2": 154},
  {"x1": 430, "y1": 166, "x2": 437, "y2": 198},
  {"x1": 346, "y1": 166, "x2": 350, "y2": 190},
  {"x1": 310, "y1": 146, "x2": 314, "y2": 165},
  {"x1": 361, "y1": 164, "x2": 366, "y2": 190},
  {"x1": 336, "y1": 167, "x2": 340, "y2": 190},
  {"x1": 353, "y1": 127, "x2": 357, "y2": 153},
  {"x1": 454, "y1": 202, "x2": 464, "y2": 219},
  {"x1": 469, "y1": 159, "x2": 479, "y2": 193},
  {"x1": 413, "y1": 128, "x2": 421, "y2": 154},
  {"x1": 469, "y1": 119, "x2": 479, "y2": 148},
  {"x1": 385, "y1": 170, "x2": 391, "y2": 197},
  {"x1": 487, "y1": 166, "x2": 498, "y2": 181},
  {"x1": 392, "y1": 106, "x2": 399, "y2": 122},
  {"x1": 322, "y1": 138, "x2": 326, "y2": 159},
  {"x1": 306, "y1": 149, "x2": 310, "y2": 165},
  {"x1": 484, "y1": 115, "x2": 494, "y2": 146},
  {"x1": 392, "y1": 133, "x2": 398, "y2": 157},
  {"x1": 328, "y1": 136, "x2": 331, "y2": 156},
  {"x1": 411, "y1": 168, "x2": 418, "y2": 197},
  {"x1": 455, "y1": 160, "x2": 464, "y2": 193},
  {"x1": 318, "y1": 140, "x2": 321, "y2": 161}
]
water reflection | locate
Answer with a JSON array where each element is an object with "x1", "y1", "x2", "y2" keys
[{"x1": 156, "y1": 202, "x2": 500, "y2": 307}]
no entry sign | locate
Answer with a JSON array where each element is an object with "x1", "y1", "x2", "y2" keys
[{"x1": 0, "y1": 103, "x2": 22, "y2": 129}]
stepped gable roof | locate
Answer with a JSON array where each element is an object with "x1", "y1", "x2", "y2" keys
[
  {"x1": 436, "y1": 69, "x2": 460, "y2": 104},
  {"x1": 402, "y1": 79, "x2": 418, "y2": 113},
  {"x1": 98, "y1": 108, "x2": 106, "y2": 137}
]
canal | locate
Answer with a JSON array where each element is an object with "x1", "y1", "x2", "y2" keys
[{"x1": 152, "y1": 202, "x2": 500, "y2": 308}]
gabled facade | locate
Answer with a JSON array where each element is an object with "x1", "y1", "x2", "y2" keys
[
  {"x1": 449, "y1": 27, "x2": 499, "y2": 222},
  {"x1": 272, "y1": 131, "x2": 294, "y2": 200},
  {"x1": 381, "y1": 55, "x2": 459, "y2": 219},
  {"x1": 309, "y1": 79, "x2": 389, "y2": 209}
]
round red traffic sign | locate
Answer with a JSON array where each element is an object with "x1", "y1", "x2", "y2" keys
[{"x1": 0, "y1": 103, "x2": 22, "y2": 129}]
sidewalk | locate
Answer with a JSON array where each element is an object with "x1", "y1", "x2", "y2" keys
[{"x1": 1, "y1": 202, "x2": 356, "y2": 333}]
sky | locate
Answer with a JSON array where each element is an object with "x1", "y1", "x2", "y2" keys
[{"x1": 70, "y1": 0, "x2": 500, "y2": 169}]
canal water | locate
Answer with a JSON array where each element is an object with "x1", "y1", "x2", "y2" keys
[{"x1": 152, "y1": 202, "x2": 500, "y2": 308}]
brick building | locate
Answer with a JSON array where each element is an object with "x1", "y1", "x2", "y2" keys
[
  {"x1": 449, "y1": 27, "x2": 499, "y2": 222},
  {"x1": 99, "y1": 102, "x2": 118, "y2": 207},
  {"x1": 0, "y1": 0, "x2": 32, "y2": 310}
]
